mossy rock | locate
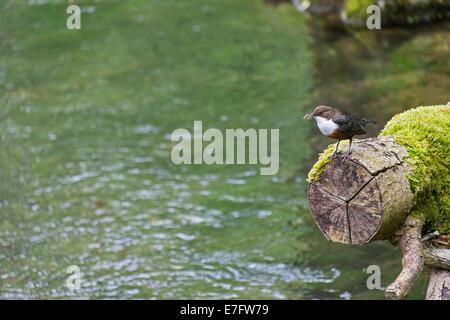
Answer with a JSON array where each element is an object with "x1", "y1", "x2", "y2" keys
[{"x1": 308, "y1": 105, "x2": 450, "y2": 236}]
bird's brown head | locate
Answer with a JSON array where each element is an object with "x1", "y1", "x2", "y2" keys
[{"x1": 303, "y1": 105, "x2": 336, "y2": 120}]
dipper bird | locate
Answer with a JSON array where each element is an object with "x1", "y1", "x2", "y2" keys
[{"x1": 304, "y1": 105, "x2": 376, "y2": 160}]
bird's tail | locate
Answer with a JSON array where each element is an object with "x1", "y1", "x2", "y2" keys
[{"x1": 360, "y1": 118, "x2": 377, "y2": 126}]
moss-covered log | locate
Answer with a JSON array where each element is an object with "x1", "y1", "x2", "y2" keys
[
  {"x1": 308, "y1": 105, "x2": 450, "y2": 238},
  {"x1": 308, "y1": 136, "x2": 414, "y2": 244},
  {"x1": 307, "y1": 105, "x2": 450, "y2": 299}
]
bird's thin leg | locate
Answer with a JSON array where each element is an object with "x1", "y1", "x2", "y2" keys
[
  {"x1": 348, "y1": 137, "x2": 352, "y2": 155},
  {"x1": 331, "y1": 140, "x2": 340, "y2": 159},
  {"x1": 340, "y1": 137, "x2": 352, "y2": 163}
]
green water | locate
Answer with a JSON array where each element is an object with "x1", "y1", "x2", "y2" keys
[{"x1": 1, "y1": 0, "x2": 448, "y2": 299}]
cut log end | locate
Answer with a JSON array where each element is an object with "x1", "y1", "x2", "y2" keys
[
  {"x1": 307, "y1": 137, "x2": 414, "y2": 245},
  {"x1": 308, "y1": 159, "x2": 382, "y2": 244}
]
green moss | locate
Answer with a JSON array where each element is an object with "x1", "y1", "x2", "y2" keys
[
  {"x1": 380, "y1": 105, "x2": 450, "y2": 235},
  {"x1": 307, "y1": 141, "x2": 349, "y2": 182}
]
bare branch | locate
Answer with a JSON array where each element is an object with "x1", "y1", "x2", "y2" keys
[
  {"x1": 423, "y1": 245, "x2": 450, "y2": 271},
  {"x1": 385, "y1": 216, "x2": 424, "y2": 300}
]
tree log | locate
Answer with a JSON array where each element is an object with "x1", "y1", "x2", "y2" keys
[
  {"x1": 308, "y1": 136, "x2": 414, "y2": 244},
  {"x1": 424, "y1": 244, "x2": 450, "y2": 271},
  {"x1": 423, "y1": 239, "x2": 450, "y2": 300},
  {"x1": 426, "y1": 269, "x2": 450, "y2": 300}
]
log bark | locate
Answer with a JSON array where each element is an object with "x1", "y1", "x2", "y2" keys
[
  {"x1": 423, "y1": 238, "x2": 450, "y2": 300},
  {"x1": 424, "y1": 244, "x2": 450, "y2": 271},
  {"x1": 308, "y1": 136, "x2": 414, "y2": 244},
  {"x1": 426, "y1": 269, "x2": 450, "y2": 300}
]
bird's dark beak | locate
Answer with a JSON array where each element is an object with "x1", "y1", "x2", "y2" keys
[{"x1": 303, "y1": 112, "x2": 313, "y2": 120}]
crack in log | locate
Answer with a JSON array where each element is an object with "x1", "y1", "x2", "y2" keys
[
  {"x1": 345, "y1": 176, "x2": 375, "y2": 203},
  {"x1": 311, "y1": 183, "x2": 346, "y2": 202},
  {"x1": 315, "y1": 202, "x2": 345, "y2": 219},
  {"x1": 314, "y1": 160, "x2": 374, "y2": 203},
  {"x1": 392, "y1": 153, "x2": 404, "y2": 164},
  {"x1": 351, "y1": 157, "x2": 404, "y2": 177},
  {"x1": 346, "y1": 203, "x2": 352, "y2": 244},
  {"x1": 442, "y1": 284, "x2": 450, "y2": 300}
]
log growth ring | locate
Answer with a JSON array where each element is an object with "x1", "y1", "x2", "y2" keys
[{"x1": 308, "y1": 158, "x2": 383, "y2": 245}]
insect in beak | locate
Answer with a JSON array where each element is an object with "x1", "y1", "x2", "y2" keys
[{"x1": 303, "y1": 113, "x2": 313, "y2": 120}]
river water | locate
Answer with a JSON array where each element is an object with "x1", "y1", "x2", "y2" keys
[{"x1": 1, "y1": 0, "x2": 448, "y2": 299}]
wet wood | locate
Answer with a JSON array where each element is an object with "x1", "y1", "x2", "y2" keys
[
  {"x1": 424, "y1": 244, "x2": 450, "y2": 271},
  {"x1": 426, "y1": 269, "x2": 450, "y2": 300},
  {"x1": 385, "y1": 216, "x2": 424, "y2": 300},
  {"x1": 307, "y1": 136, "x2": 414, "y2": 244},
  {"x1": 423, "y1": 240, "x2": 450, "y2": 300}
]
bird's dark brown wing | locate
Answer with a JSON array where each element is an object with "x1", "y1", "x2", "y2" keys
[{"x1": 332, "y1": 114, "x2": 367, "y2": 136}]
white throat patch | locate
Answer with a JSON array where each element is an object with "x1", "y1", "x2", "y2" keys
[{"x1": 314, "y1": 116, "x2": 338, "y2": 136}]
